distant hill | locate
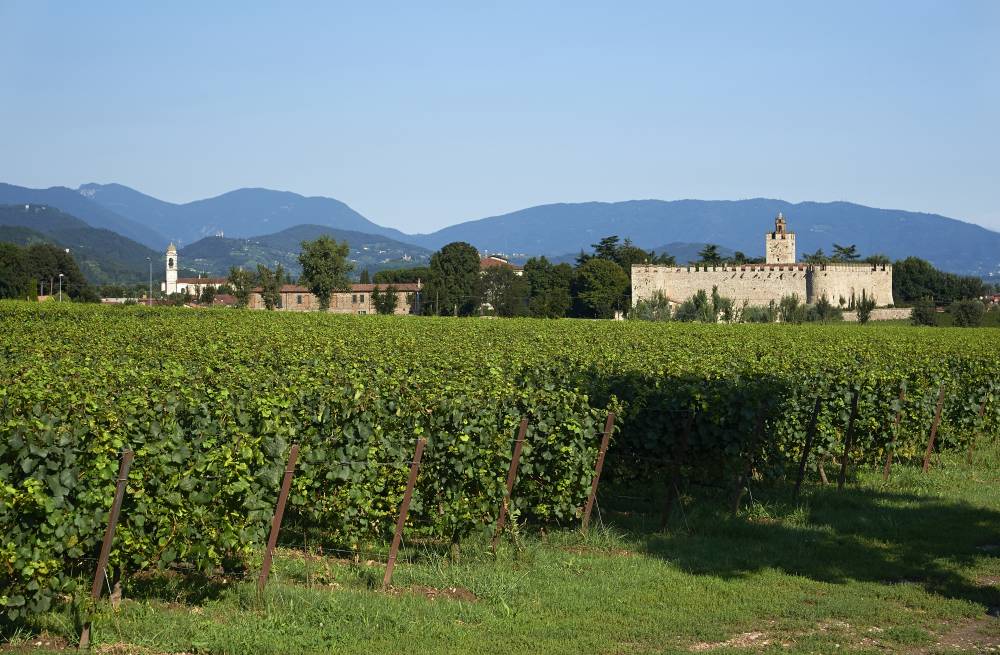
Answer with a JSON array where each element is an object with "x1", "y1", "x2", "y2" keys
[
  {"x1": 179, "y1": 224, "x2": 432, "y2": 279},
  {"x1": 0, "y1": 204, "x2": 159, "y2": 284},
  {"x1": 410, "y1": 199, "x2": 1000, "y2": 277},
  {"x1": 79, "y1": 183, "x2": 412, "y2": 246},
  {"x1": 6, "y1": 182, "x2": 999, "y2": 278},
  {"x1": 0, "y1": 184, "x2": 167, "y2": 249}
]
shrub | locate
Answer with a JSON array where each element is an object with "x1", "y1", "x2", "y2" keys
[
  {"x1": 910, "y1": 297, "x2": 937, "y2": 326},
  {"x1": 630, "y1": 290, "x2": 673, "y2": 321},
  {"x1": 949, "y1": 299, "x2": 986, "y2": 327},
  {"x1": 856, "y1": 290, "x2": 877, "y2": 324}
]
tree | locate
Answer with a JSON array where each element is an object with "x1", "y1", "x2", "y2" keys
[
  {"x1": 910, "y1": 297, "x2": 937, "y2": 326},
  {"x1": 228, "y1": 266, "x2": 254, "y2": 309},
  {"x1": 864, "y1": 253, "x2": 890, "y2": 265},
  {"x1": 674, "y1": 286, "x2": 738, "y2": 323},
  {"x1": 298, "y1": 236, "x2": 353, "y2": 311},
  {"x1": 481, "y1": 266, "x2": 529, "y2": 317},
  {"x1": 651, "y1": 250, "x2": 677, "y2": 266},
  {"x1": 256, "y1": 264, "x2": 285, "y2": 310},
  {"x1": 374, "y1": 266, "x2": 431, "y2": 284},
  {"x1": 590, "y1": 236, "x2": 621, "y2": 263},
  {"x1": 697, "y1": 244, "x2": 723, "y2": 266},
  {"x1": 808, "y1": 296, "x2": 843, "y2": 323},
  {"x1": 831, "y1": 244, "x2": 860, "y2": 262},
  {"x1": 423, "y1": 242, "x2": 481, "y2": 316},
  {"x1": 0, "y1": 243, "x2": 32, "y2": 299},
  {"x1": 573, "y1": 259, "x2": 629, "y2": 318},
  {"x1": 629, "y1": 290, "x2": 673, "y2": 321},
  {"x1": 802, "y1": 249, "x2": 828, "y2": 264},
  {"x1": 674, "y1": 290, "x2": 712, "y2": 322},
  {"x1": 778, "y1": 294, "x2": 807, "y2": 324},
  {"x1": 524, "y1": 257, "x2": 572, "y2": 318},
  {"x1": 372, "y1": 285, "x2": 399, "y2": 314},
  {"x1": 893, "y1": 257, "x2": 986, "y2": 306},
  {"x1": 856, "y1": 289, "x2": 877, "y2": 324},
  {"x1": 199, "y1": 286, "x2": 217, "y2": 305},
  {"x1": 949, "y1": 299, "x2": 985, "y2": 327},
  {"x1": 359, "y1": 269, "x2": 370, "y2": 284}
]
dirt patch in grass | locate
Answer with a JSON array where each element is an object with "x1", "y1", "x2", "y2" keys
[
  {"x1": 688, "y1": 631, "x2": 772, "y2": 651},
  {"x1": 907, "y1": 616, "x2": 1000, "y2": 654},
  {"x1": 0, "y1": 633, "x2": 69, "y2": 652}
]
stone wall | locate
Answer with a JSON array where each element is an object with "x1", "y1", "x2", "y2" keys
[
  {"x1": 632, "y1": 263, "x2": 895, "y2": 308},
  {"x1": 631, "y1": 264, "x2": 809, "y2": 306},
  {"x1": 249, "y1": 289, "x2": 415, "y2": 314},
  {"x1": 810, "y1": 264, "x2": 894, "y2": 307},
  {"x1": 842, "y1": 307, "x2": 912, "y2": 322}
]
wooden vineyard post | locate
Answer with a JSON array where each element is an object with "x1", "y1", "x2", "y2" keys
[
  {"x1": 257, "y1": 444, "x2": 300, "y2": 593},
  {"x1": 967, "y1": 397, "x2": 988, "y2": 465},
  {"x1": 492, "y1": 418, "x2": 528, "y2": 552},
  {"x1": 581, "y1": 412, "x2": 616, "y2": 533},
  {"x1": 837, "y1": 390, "x2": 860, "y2": 490},
  {"x1": 922, "y1": 385, "x2": 946, "y2": 473},
  {"x1": 662, "y1": 411, "x2": 692, "y2": 529},
  {"x1": 882, "y1": 387, "x2": 906, "y2": 481},
  {"x1": 731, "y1": 413, "x2": 765, "y2": 515},
  {"x1": 79, "y1": 449, "x2": 134, "y2": 651},
  {"x1": 383, "y1": 438, "x2": 426, "y2": 588},
  {"x1": 793, "y1": 397, "x2": 822, "y2": 500}
]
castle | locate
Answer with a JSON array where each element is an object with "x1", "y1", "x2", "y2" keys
[{"x1": 631, "y1": 214, "x2": 894, "y2": 309}]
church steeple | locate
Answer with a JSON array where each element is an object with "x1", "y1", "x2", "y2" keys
[{"x1": 165, "y1": 243, "x2": 178, "y2": 294}]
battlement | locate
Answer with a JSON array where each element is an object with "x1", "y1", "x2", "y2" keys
[
  {"x1": 816, "y1": 263, "x2": 892, "y2": 273},
  {"x1": 633, "y1": 264, "x2": 809, "y2": 274}
]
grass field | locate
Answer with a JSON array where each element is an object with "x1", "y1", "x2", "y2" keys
[{"x1": 7, "y1": 444, "x2": 999, "y2": 654}]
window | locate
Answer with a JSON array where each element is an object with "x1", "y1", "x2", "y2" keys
[
  {"x1": 352, "y1": 294, "x2": 357, "y2": 303},
  {"x1": 296, "y1": 295, "x2": 302, "y2": 305},
  {"x1": 359, "y1": 294, "x2": 365, "y2": 303},
  {"x1": 358, "y1": 310, "x2": 367, "y2": 315}
]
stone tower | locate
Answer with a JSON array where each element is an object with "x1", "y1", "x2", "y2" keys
[
  {"x1": 765, "y1": 212, "x2": 796, "y2": 264},
  {"x1": 165, "y1": 243, "x2": 178, "y2": 294}
]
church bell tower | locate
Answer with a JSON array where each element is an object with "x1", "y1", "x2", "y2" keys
[
  {"x1": 765, "y1": 213, "x2": 796, "y2": 264},
  {"x1": 165, "y1": 243, "x2": 178, "y2": 294}
]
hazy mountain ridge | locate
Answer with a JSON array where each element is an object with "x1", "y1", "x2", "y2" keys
[
  {"x1": 2, "y1": 182, "x2": 997, "y2": 277},
  {"x1": 78, "y1": 183, "x2": 412, "y2": 246},
  {"x1": 178, "y1": 224, "x2": 432, "y2": 279},
  {"x1": 0, "y1": 183, "x2": 167, "y2": 248},
  {"x1": 411, "y1": 199, "x2": 1000, "y2": 277},
  {"x1": 0, "y1": 204, "x2": 159, "y2": 284}
]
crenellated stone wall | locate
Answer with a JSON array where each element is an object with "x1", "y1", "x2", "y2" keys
[
  {"x1": 632, "y1": 263, "x2": 894, "y2": 307},
  {"x1": 632, "y1": 264, "x2": 809, "y2": 306},
  {"x1": 810, "y1": 264, "x2": 894, "y2": 307}
]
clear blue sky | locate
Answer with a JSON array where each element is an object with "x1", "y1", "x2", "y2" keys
[{"x1": 1, "y1": 1, "x2": 998, "y2": 233}]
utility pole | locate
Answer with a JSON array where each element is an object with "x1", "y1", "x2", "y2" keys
[{"x1": 58, "y1": 273, "x2": 64, "y2": 302}]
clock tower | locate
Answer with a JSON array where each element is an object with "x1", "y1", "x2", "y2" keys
[{"x1": 764, "y1": 213, "x2": 796, "y2": 264}]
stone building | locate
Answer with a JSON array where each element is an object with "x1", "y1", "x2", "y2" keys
[
  {"x1": 249, "y1": 282, "x2": 422, "y2": 314},
  {"x1": 632, "y1": 214, "x2": 894, "y2": 308}
]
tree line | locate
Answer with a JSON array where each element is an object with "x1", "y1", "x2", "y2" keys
[{"x1": 0, "y1": 242, "x2": 99, "y2": 302}]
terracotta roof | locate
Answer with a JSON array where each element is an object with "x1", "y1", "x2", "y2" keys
[
  {"x1": 212, "y1": 294, "x2": 237, "y2": 306},
  {"x1": 480, "y1": 256, "x2": 522, "y2": 271}
]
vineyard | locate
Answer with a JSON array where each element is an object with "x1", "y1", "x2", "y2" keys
[{"x1": 1, "y1": 301, "x2": 999, "y2": 627}]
